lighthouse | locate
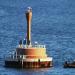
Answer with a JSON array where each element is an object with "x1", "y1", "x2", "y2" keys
[
  {"x1": 5, "y1": 7, "x2": 53, "y2": 68},
  {"x1": 26, "y1": 7, "x2": 32, "y2": 45}
]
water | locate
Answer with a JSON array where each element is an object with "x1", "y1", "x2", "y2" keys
[{"x1": 0, "y1": 0, "x2": 75, "y2": 75}]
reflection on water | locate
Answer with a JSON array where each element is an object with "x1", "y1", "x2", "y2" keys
[{"x1": 0, "y1": 67, "x2": 75, "y2": 75}]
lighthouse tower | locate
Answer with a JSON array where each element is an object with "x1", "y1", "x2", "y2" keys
[
  {"x1": 5, "y1": 7, "x2": 53, "y2": 68},
  {"x1": 26, "y1": 7, "x2": 32, "y2": 45}
]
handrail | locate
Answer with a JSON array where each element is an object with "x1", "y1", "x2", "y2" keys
[
  {"x1": 18, "y1": 44, "x2": 46, "y2": 48},
  {"x1": 5, "y1": 54, "x2": 52, "y2": 61},
  {"x1": 5, "y1": 54, "x2": 47, "y2": 60}
]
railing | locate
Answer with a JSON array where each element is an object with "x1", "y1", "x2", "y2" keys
[
  {"x1": 18, "y1": 44, "x2": 46, "y2": 48},
  {"x1": 5, "y1": 54, "x2": 26, "y2": 60},
  {"x1": 5, "y1": 54, "x2": 53, "y2": 61}
]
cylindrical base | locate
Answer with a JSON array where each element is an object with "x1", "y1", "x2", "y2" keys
[{"x1": 5, "y1": 60, "x2": 52, "y2": 68}]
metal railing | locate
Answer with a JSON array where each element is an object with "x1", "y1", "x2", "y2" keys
[
  {"x1": 5, "y1": 54, "x2": 26, "y2": 60},
  {"x1": 18, "y1": 44, "x2": 46, "y2": 48},
  {"x1": 5, "y1": 54, "x2": 53, "y2": 62}
]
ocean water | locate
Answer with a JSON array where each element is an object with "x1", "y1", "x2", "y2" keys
[{"x1": 0, "y1": 0, "x2": 75, "y2": 75}]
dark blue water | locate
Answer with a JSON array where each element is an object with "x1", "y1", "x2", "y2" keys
[{"x1": 0, "y1": 0, "x2": 75, "y2": 75}]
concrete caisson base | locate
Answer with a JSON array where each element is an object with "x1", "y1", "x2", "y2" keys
[{"x1": 5, "y1": 60, "x2": 52, "y2": 68}]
